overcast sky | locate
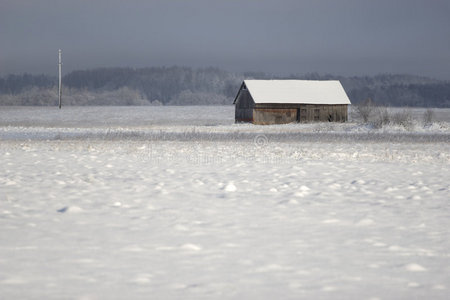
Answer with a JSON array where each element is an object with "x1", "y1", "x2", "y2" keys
[{"x1": 1, "y1": 0, "x2": 449, "y2": 79}]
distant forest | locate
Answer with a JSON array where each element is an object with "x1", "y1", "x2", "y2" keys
[{"x1": 1, "y1": 66, "x2": 449, "y2": 107}]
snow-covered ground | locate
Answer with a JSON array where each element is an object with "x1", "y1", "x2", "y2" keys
[{"x1": 0, "y1": 106, "x2": 449, "y2": 299}]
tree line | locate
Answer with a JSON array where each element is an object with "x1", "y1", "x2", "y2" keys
[{"x1": 1, "y1": 67, "x2": 449, "y2": 107}]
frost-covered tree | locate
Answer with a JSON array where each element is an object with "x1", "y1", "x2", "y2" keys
[{"x1": 354, "y1": 98, "x2": 376, "y2": 123}]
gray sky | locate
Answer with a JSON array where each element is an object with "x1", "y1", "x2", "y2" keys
[{"x1": 1, "y1": 0, "x2": 450, "y2": 79}]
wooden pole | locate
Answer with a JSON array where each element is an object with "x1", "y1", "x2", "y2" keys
[{"x1": 58, "y1": 49, "x2": 62, "y2": 109}]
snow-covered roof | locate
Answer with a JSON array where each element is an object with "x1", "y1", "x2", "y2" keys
[{"x1": 236, "y1": 80, "x2": 351, "y2": 105}]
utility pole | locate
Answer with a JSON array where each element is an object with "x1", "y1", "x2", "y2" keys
[{"x1": 58, "y1": 49, "x2": 62, "y2": 109}]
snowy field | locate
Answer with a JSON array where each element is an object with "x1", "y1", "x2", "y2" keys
[{"x1": 1, "y1": 106, "x2": 449, "y2": 299}]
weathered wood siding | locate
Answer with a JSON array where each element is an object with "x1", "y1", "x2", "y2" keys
[
  {"x1": 251, "y1": 104, "x2": 348, "y2": 124},
  {"x1": 295, "y1": 104, "x2": 348, "y2": 123},
  {"x1": 253, "y1": 108, "x2": 298, "y2": 125},
  {"x1": 234, "y1": 88, "x2": 255, "y2": 122}
]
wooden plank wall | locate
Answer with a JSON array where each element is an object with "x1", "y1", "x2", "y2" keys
[
  {"x1": 251, "y1": 104, "x2": 348, "y2": 124},
  {"x1": 253, "y1": 108, "x2": 298, "y2": 125},
  {"x1": 298, "y1": 104, "x2": 348, "y2": 122},
  {"x1": 235, "y1": 97, "x2": 348, "y2": 124},
  {"x1": 235, "y1": 89, "x2": 255, "y2": 122}
]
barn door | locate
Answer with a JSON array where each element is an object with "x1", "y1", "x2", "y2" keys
[{"x1": 296, "y1": 108, "x2": 300, "y2": 122}]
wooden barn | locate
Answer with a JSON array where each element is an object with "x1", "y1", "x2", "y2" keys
[{"x1": 233, "y1": 80, "x2": 351, "y2": 125}]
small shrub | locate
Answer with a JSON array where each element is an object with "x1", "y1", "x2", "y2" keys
[
  {"x1": 392, "y1": 109, "x2": 413, "y2": 130},
  {"x1": 353, "y1": 98, "x2": 375, "y2": 123},
  {"x1": 372, "y1": 106, "x2": 390, "y2": 128},
  {"x1": 423, "y1": 109, "x2": 434, "y2": 126}
]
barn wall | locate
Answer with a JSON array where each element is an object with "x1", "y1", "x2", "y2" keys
[
  {"x1": 253, "y1": 108, "x2": 298, "y2": 125},
  {"x1": 298, "y1": 104, "x2": 348, "y2": 122},
  {"x1": 251, "y1": 104, "x2": 348, "y2": 124},
  {"x1": 234, "y1": 89, "x2": 254, "y2": 122},
  {"x1": 235, "y1": 93, "x2": 349, "y2": 124}
]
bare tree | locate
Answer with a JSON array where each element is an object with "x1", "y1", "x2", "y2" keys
[
  {"x1": 353, "y1": 98, "x2": 375, "y2": 123},
  {"x1": 372, "y1": 106, "x2": 390, "y2": 128},
  {"x1": 392, "y1": 109, "x2": 413, "y2": 130},
  {"x1": 423, "y1": 108, "x2": 434, "y2": 126}
]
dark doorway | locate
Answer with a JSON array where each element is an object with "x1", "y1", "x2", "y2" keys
[
  {"x1": 328, "y1": 114, "x2": 334, "y2": 122},
  {"x1": 296, "y1": 108, "x2": 300, "y2": 122}
]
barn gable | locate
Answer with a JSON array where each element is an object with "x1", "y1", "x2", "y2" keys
[{"x1": 234, "y1": 82, "x2": 255, "y2": 122}]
